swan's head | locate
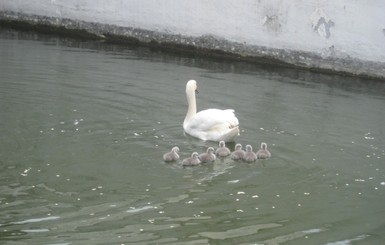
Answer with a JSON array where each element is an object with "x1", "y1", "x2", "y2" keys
[
  {"x1": 172, "y1": 146, "x2": 180, "y2": 153},
  {"x1": 235, "y1": 143, "x2": 242, "y2": 150},
  {"x1": 219, "y1": 141, "x2": 225, "y2": 147},
  {"x1": 186, "y1": 80, "x2": 198, "y2": 94},
  {"x1": 207, "y1": 147, "x2": 215, "y2": 153},
  {"x1": 246, "y1": 145, "x2": 253, "y2": 152},
  {"x1": 261, "y1": 142, "x2": 267, "y2": 150},
  {"x1": 192, "y1": 152, "x2": 199, "y2": 158}
]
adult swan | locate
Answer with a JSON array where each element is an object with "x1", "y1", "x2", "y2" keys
[{"x1": 183, "y1": 80, "x2": 240, "y2": 142}]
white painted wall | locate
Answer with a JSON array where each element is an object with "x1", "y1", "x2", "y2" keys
[{"x1": 1, "y1": 0, "x2": 385, "y2": 67}]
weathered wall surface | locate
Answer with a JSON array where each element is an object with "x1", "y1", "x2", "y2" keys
[{"x1": 1, "y1": 0, "x2": 384, "y2": 79}]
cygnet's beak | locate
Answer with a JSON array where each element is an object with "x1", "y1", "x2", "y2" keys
[{"x1": 195, "y1": 89, "x2": 199, "y2": 94}]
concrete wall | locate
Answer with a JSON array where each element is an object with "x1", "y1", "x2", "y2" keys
[{"x1": 1, "y1": 0, "x2": 384, "y2": 79}]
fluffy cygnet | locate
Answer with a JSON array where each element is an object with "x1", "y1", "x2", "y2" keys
[
  {"x1": 243, "y1": 144, "x2": 257, "y2": 162},
  {"x1": 163, "y1": 146, "x2": 180, "y2": 162},
  {"x1": 199, "y1": 147, "x2": 216, "y2": 163},
  {"x1": 182, "y1": 152, "x2": 201, "y2": 166},
  {"x1": 215, "y1": 141, "x2": 231, "y2": 157},
  {"x1": 256, "y1": 142, "x2": 271, "y2": 159},
  {"x1": 230, "y1": 143, "x2": 245, "y2": 161}
]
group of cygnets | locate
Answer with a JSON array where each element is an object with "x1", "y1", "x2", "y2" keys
[{"x1": 163, "y1": 141, "x2": 271, "y2": 166}]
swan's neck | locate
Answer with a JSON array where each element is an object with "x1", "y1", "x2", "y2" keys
[{"x1": 184, "y1": 88, "x2": 196, "y2": 128}]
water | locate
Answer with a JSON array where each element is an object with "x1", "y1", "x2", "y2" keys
[{"x1": 0, "y1": 28, "x2": 384, "y2": 244}]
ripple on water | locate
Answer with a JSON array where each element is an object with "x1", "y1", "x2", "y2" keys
[
  {"x1": 260, "y1": 228, "x2": 325, "y2": 244},
  {"x1": 21, "y1": 228, "x2": 50, "y2": 233},
  {"x1": 325, "y1": 234, "x2": 370, "y2": 245},
  {"x1": 126, "y1": 205, "x2": 156, "y2": 213},
  {"x1": 198, "y1": 223, "x2": 282, "y2": 240},
  {"x1": 11, "y1": 216, "x2": 60, "y2": 225}
]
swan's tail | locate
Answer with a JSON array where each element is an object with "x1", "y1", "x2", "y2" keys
[{"x1": 219, "y1": 126, "x2": 240, "y2": 142}]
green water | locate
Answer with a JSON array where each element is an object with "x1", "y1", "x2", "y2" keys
[{"x1": 0, "y1": 28, "x2": 384, "y2": 244}]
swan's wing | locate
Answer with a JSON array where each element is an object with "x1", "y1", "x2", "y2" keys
[
  {"x1": 187, "y1": 109, "x2": 239, "y2": 131},
  {"x1": 184, "y1": 108, "x2": 240, "y2": 141}
]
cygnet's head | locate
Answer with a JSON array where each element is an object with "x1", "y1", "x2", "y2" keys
[
  {"x1": 192, "y1": 152, "x2": 199, "y2": 159},
  {"x1": 246, "y1": 145, "x2": 253, "y2": 152},
  {"x1": 261, "y1": 142, "x2": 267, "y2": 150},
  {"x1": 219, "y1": 141, "x2": 225, "y2": 147},
  {"x1": 207, "y1": 147, "x2": 215, "y2": 153},
  {"x1": 235, "y1": 143, "x2": 242, "y2": 151},
  {"x1": 172, "y1": 146, "x2": 180, "y2": 153}
]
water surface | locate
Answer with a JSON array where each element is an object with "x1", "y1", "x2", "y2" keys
[{"x1": 0, "y1": 28, "x2": 384, "y2": 244}]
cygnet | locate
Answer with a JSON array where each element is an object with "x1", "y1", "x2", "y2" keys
[
  {"x1": 243, "y1": 144, "x2": 257, "y2": 162},
  {"x1": 230, "y1": 143, "x2": 245, "y2": 161},
  {"x1": 199, "y1": 147, "x2": 216, "y2": 163},
  {"x1": 256, "y1": 142, "x2": 271, "y2": 159},
  {"x1": 163, "y1": 146, "x2": 180, "y2": 162},
  {"x1": 182, "y1": 152, "x2": 201, "y2": 166},
  {"x1": 215, "y1": 140, "x2": 231, "y2": 157}
]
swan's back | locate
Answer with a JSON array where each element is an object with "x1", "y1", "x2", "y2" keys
[{"x1": 185, "y1": 109, "x2": 239, "y2": 142}]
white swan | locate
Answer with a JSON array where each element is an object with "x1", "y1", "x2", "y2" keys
[
  {"x1": 199, "y1": 147, "x2": 216, "y2": 163},
  {"x1": 163, "y1": 146, "x2": 180, "y2": 162},
  {"x1": 183, "y1": 80, "x2": 240, "y2": 142},
  {"x1": 230, "y1": 143, "x2": 245, "y2": 161},
  {"x1": 256, "y1": 142, "x2": 271, "y2": 159}
]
